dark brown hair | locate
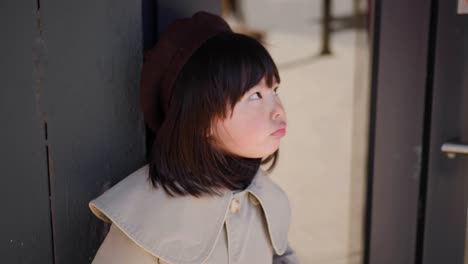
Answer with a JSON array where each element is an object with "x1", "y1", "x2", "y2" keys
[{"x1": 148, "y1": 32, "x2": 281, "y2": 198}]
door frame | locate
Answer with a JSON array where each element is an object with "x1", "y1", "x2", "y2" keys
[{"x1": 365, "y1": 0, "x2": 434, "y2": 263}]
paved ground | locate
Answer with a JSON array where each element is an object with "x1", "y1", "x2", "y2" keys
[
  {"x1": 225, "y1": 1, "x2": 370, "y2": 263},
  {"x1": 268, "y1": 29, "x2": 367, "y2": 264}
]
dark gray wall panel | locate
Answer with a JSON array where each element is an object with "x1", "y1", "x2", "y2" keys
[
  {"x1": 0, "y1": 1, "x2": 54, "y2": 263},
  {"x1": 157, "y1": 0, "x2": 221, "y2": 33},
  {"x1": 40, "y1": 1, "x2": 146, "y2": 263}
]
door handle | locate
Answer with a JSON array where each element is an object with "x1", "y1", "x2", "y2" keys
[{"x1": 441, "y1": 142, "x2": 468, "y2": 158}]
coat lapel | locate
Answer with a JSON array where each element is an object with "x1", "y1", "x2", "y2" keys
[
  {"x1": 246, "y1": 168, "x2": 291, "y2": 255},
  {"x1": 89, "y1": 164, "x2": 290, "y2": 264}
]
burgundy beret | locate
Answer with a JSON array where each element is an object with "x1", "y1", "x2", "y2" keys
[{"x1": 140, "y1": 11, "x2": 233, "y2": 133}]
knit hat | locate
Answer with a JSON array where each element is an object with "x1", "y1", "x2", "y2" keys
[{"x1": 140, "y1": 11, "x2": 233, "y2": 133}]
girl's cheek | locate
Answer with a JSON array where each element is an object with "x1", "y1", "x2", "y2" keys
[
  {"x1": 242, "y1": 119, "x2": 267, "y2": 143},
  {"x1": 231, "y1": 103, "x2": 268, "y2": 134}
]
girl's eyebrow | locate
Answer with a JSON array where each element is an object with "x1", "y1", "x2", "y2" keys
[{"x1": 248, "y1": 83, "x2": 279, "y2": 92}]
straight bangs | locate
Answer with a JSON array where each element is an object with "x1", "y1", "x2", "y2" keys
[{"x1": 148, "y1": 32, "x2": 281, "y2": 198}]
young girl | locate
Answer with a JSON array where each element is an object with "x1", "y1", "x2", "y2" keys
[{"x1": 88, "y1": 11, "x2": 300, "y2": 264}]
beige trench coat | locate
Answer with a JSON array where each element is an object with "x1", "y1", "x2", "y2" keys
[{"x1": 88, "y1": 164, "x2": 300, "y2": 264}]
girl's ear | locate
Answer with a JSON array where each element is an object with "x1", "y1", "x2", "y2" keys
[
  {"x1": 208, "y1": 116, "x2": 222, "y2": 138},
  {"x1": 206, "y1": 125, "x2": 215, "y2": 138}
]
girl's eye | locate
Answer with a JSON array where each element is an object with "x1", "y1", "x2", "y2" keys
[
  {"x1": 248, "y1": 87, "x2": 279, "y2": 100},
  {"x1": 249, "y1": 92, "x2": 262, "y2": 100}
]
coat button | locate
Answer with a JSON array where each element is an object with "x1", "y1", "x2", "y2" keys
[
  {"x1": 248, "y1": 193, "x2": 260, "y2": 206},
  {"x1": 230, "y1": 198, "x2": 240, "y2": 213}
]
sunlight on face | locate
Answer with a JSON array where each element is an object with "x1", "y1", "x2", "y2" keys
[{"x1": 211, "y1": 76, "x2": 287, "y2": 158}]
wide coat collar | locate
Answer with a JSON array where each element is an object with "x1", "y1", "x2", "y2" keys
[{"x1": 89, "y1": 164, "x2": 291, "y2": 264}]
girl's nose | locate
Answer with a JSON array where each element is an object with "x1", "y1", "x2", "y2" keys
[{"x1": 271, "y1": 101, "x2": 286, "y2": 121}]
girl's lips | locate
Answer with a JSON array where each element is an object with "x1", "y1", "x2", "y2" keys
[{"x1": 271, "y1": 128, "x2": 286, "y2": 137}]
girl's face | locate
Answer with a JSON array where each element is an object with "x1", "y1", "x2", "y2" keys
[{"x1": 211, "y1": 76, "x2": 287, "y2": 158}]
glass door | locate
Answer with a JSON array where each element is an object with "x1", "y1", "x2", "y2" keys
[{"x1": 420, "y1": 0, "x2": 468, "y2": 263}]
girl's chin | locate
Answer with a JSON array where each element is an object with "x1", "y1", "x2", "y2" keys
[{"x1": 256, "y1": 147, "x2": 280, "y2": 158}]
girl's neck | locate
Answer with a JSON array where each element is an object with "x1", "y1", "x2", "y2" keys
[{"x1": 219, "y1": 153, "x2": 261, "y2": 191}]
